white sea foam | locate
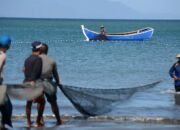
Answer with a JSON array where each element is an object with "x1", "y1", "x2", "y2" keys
[
  {"x1": 10, "y1": 114, "x2": 180, "y2": 124},
  {"x1": 161, "y1": 89, "x2": 180, "y2": 94}
]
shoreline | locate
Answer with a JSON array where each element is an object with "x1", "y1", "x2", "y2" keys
[
  {"x1": 8, "y1": 114, "x2": 180, "y2": 130},
  {"x1": 10, "y1": 114, "x2": 180, "y2": 125}
]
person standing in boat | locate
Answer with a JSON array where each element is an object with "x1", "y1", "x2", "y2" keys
[
  {"x1": 23, "y1": 41, "x2": 45, "y2": 127},
  {"x1": 39, "y1": 43, "x2": 63, "y2": 125},
  {"x1": 0, "y1": 35, "x2": 13, "y2": 129},
  {"x1": 169, "y1": 54, "x2": 180, "y2": 92}
]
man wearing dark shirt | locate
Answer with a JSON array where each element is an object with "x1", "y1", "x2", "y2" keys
[
  {"x1": 24, "y1": 55, "x2": 42, "y2": 82},
  {"x1": 169, "y1": 54, "x2": 180, "y2": 92},
  {"x1": 23, "y1": 41, "x2": 45, "y2": 127}
]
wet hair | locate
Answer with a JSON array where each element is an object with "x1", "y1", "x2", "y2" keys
[{"x1": 41, "y1": 43, "x2": 48, "y2": 54}]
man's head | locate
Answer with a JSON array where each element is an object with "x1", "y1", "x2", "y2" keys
[
  {"x1": 40, "y1": 43, "x2": 48, "y2": 55},
  {"x1": 0, "y1": 35, "x2": 11, "y2": 51},
  {"x1": 100, "y1": 25, "x2": 104, "y2": 28},
  {"x1": 31, "y1": 41, "x2": 42, "y2": 52},
  {"x1": 176, "y1": 54, "x2": 180, "y2": 60}
]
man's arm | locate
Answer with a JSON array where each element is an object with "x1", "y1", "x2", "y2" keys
[
  {"x1": 169, "y1": 63, "x2": 180, "y2": 80},
  {"x1": 52, "y1": 62, "x2": 60, "y2": 85},
  {"x1": 169, "y1": 64, "x2": 175, "y2": 78},
  {"x1": 0, "y1": 53, "x2": 6, "y2": 76}
]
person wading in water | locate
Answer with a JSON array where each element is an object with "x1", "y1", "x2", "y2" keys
[
  {"x1": 0, "y1": 35, "x2": 13, "y2": 129},
  {"x1": 169, "y1": 54, "x2": 180, "y2": 92},
  {"x1": 23, "y1": 41, "x2": 45, "y2": 127},
  {"x1": 40, "y1": 43, "x2": 63, "y2": 125}
]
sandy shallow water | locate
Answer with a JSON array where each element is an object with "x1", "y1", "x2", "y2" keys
[{"x1": 4, "y1": 114, "x2": 180, "y2": 130}]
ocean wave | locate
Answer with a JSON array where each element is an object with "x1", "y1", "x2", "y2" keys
[
  {"x1": 11, "y1": 114, "x2": 180, "y2": 124},
  {"x1": 161, "y1": 89, "x2": 180, "y2": 94}
]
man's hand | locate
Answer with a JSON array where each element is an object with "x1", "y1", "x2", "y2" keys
[
  {"x1": 173, "y1": 76, "x2": 180, "y2": 81},
  {"x1": 30, "y1": 81, "x2": 35, "y2": 86}
]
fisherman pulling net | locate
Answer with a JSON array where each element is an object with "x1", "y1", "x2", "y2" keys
[{"x1": 0, "y1": 80, "x2": 161, "y2": 117}]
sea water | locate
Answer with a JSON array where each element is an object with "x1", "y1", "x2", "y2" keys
[{"x1": 1, "y1": 18, "x2": 180, "y2": 129}]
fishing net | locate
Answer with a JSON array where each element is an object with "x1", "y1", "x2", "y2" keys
[
  {"x1": 5, "y1": 80, "x2": 57, "y2": 101},
  {"x1": 59, "y1": 81, "x2": 161, "y2": 116},
  {"x1": 5, "y1": 82, "x2": 43, "y2": 101}
]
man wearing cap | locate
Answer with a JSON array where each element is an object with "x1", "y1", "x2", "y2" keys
[
  {"x1": 0, "y1": 35, "x2": 13, "y2": 129},
  {"x1": 100, "y1": 25, "x2": 106, "y2": 35},
  {"x1": 95, "y1": 25, "x2": 108, "y2": 40},
  {"x1": 169, "y1": 54, "x2": 180, "y2": 92},
  {"x1": 40, "y1": 43, "x2": 63, "y2": 125},
  {"x1": 23, "y1": 41, "x2": 45, "y2": 127}
]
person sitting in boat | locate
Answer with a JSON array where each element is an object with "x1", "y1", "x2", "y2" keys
[
  {"x1": 100, "y1": 25, "x2": 106, "y2": 35},
  {"x1": 95, "y1": 25, "x2": 108, "y2": 41}
]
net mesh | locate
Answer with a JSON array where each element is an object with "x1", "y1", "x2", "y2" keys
[
  {"x1": 59, "y1": 80, "x2": 161, "y2": 116},
  {"x1": 6, "y1": 83, "x2": 43, "y2": 101}
]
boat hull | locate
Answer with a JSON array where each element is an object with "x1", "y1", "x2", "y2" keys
[{"x1": 81, "y1": 25, "x2": 154, "y2": 41}]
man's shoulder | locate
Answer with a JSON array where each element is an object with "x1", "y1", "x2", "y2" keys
[
  {"x1": 175, "y1": 62, "x2": 180, "y2": 68},
  {"x1": 40, "y1": 54, "x2": 55, "y2": 64},
  {"x1": 25, "y1": 55, "x2": 42, "y2": 62},
  {"x1": 0, "y1": 51, "x2": 6, "y2": 60},
  {"x1": 48, "y1": 56, "x2": 56, "y2": 64}
]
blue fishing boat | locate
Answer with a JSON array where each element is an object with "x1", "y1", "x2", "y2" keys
[{"x1": 81, "y1": 25, "x2": 154, "y2": 41}]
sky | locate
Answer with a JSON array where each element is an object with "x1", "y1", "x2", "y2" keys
[{"x1": 0, "y1": 0, "x2": 180, "y2": 19}]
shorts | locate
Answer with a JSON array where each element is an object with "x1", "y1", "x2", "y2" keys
[
  {"x1": 33, "y1": 94, "x2": 45, "y2": 103},
  {"x1": 175, "y1": 85, "x2": 180, "y2": 92},
  {"x1": 0, "y1": 94, "x2": 13, "y2": 127},
  {"x1": 43, "y1": 80, "x2": 57, "y2": 104},
  {"x1": 45, "y1": 92, "x2": 57, "y2": 104},
  {"x1": 0, "y1": 78, "x2": 13, "y2": 127}
]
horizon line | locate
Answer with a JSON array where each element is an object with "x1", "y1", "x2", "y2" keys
[{"x1": 0, "y1": 17, "x2": 180, "y2": 21}]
